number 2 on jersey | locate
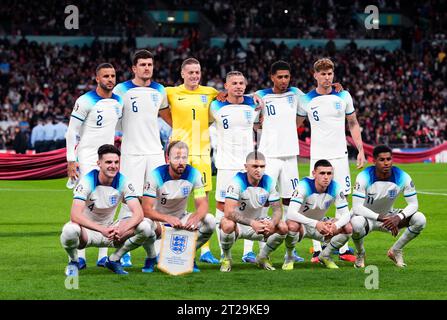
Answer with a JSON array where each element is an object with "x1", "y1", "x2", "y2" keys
[{"x1": 96, "y1": 114, "x2": 103, "y2": 126}]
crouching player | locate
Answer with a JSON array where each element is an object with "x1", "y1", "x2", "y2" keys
[
  {"x1": 350, "y1": 145, "x2": 426, "y2": 268},
  {"x1": 60, "y1": 144, "x2": 152, "y2": 275},
  {"x1": 284, "y1": 160, "x2": 352, "y2": 270},
  {"x1": 141, "y1": 141, "x2": 216, "y2": 273},
  {"x1": 219, "y1": 151, "x2": 288, "y2": 272}
]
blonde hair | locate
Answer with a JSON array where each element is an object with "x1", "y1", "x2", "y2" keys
[
  {"x1": 225, "y1": 71, "x2": 246, "y2": 83},
  {"x1": 313, "y1": 58, "x2": 334, "y2": 72}
]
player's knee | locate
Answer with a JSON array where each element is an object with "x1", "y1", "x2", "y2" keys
[
  {"x1": 220, "y1": 218, "x2": 236, "y2": 233},
  {"x1": 410, "y1": 212, "x2": 426, "y2": 231},
  {"x1": 201, "y1": 213, "x2": 216, "y2": 233},
  {"x1": 350, "y1": 216, "x2": 367, "y2": 236},
  {"x1": 286, "y1": 219, "x2": 299, "y2": 232},
  {"x1": 343, "y1": 222, "x2": 353, "y2": 234},
  {"x1": 61, "y1": 222, "x2": 81, "y2": 247},
  {"x1": 135, "y1": 219, "x2": 153, "y2": 239},
  {"x1": 277, "y1": 221, "x2": 288, "y2": 235},
  {"x1": 62, "y1": 222, "x2": 81, "y2": 240}
]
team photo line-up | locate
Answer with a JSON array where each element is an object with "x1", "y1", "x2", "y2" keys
[{"x1": 61, "y1": 49, "x2": 426, "y2": 276}]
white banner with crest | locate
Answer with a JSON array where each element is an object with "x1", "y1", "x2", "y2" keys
[{"x1": 157, "y1": 226, "x2": 197, "y2": 276}]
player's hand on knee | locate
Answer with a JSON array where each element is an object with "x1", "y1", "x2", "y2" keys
[
  {"x1": 316, "y1": 221, "x2": 331, "y2": 235},
  {"x1": 251, "y1": 220, "x2": 266, "y2": 234},
  {"x1": 184, "y1": 216, "x2": 201, "y2": 231},
  {"x1": 165, "y1": 216, "x2": 183, "y2": 229},
  {"x1": 101, "y1": 226, "x2": 117, "y2": 240}
]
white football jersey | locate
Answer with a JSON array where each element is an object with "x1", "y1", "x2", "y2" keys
[
  {"x1": 73, "y1": 169, "x2": 137, "y2": 225},
  {"x1": 352, "y1": 166, "x2": 417, "y2": 214},
  {"x1": 210, "y1": 96, "x2": 258, "y2": 169},
  {"x1": 298, "y1": 89, "x2": 355, "y2": 159},
  {"x1": 113, "y1": 80, "x2": 168, "y2": 155},
  {"x1": 256, "y1": 87, "x2": 304, "y2": 157},
  {"x1": 143, "y1": 164, "x2": 205, "y2": 218},
  {"x1": 225, "y1": 172, "x2": 280, "y2": 220},
  {"x1": 70, "y1": 90, "x2": 123, "y2": 165},
  {"x1": 289, "y1": 177, "x2": 348, "y2": 223}
]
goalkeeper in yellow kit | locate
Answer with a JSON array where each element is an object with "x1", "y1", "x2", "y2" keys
[
  {"x1": 166, "y1": 58, "x2": 265, "y2": 264},
  {"x1": 166, "y1": 58, "x2": 220, "y2": 263}
]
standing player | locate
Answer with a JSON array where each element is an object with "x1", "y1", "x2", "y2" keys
[
  {"x1": 254, "y1": 60, "x2": 305, "y2": 264},
  {"x1": 113, "y1": 50, "x2": 171, "y2": 267},
  {"x1": 167, "y1": 58, "x2": 264, "y2": 264},
  {"x1": 60, "y1": 144, "x2": 152, "y2": 276},
  {"x1": 141, "y1": 141, "x2": 216, "y2": 273},
  {"x1": 165, "y1": 58, "x2": 220, "y2": 264},
  {"x1": 283, "y1": 160, "x2": 352, "y2": 270},
  {"x1": 350, "y1": 145, "x2": 426, "y2": 268},
  {"x1": 210, "y1": 71, "x2": 258, "y2": 257},
  {"x1": 297, "y1": 58, "x2": 365, "y2": 262},
  {"x1": 65, "y1": 63, "x2": 123, "y2": 268},
  {"x1": 219, "y1": 151, "x2": 288, "y2": 272}
]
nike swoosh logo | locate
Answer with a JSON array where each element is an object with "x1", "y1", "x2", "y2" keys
[
  {"x1": 96, "y1": 110, "x2": 103, "y2": 113},
  {"x1": 130, "y1": 97, "x2": 137, "y2": 100},
  {"x1": 162, "y1": 193, "x2": 169, "y2": 196},
  {"x1": 221, "y1": 114, "x2": 229, "y2": 118},
  {"x1": 178, "y1": 98, "x2": 186, "y2": 100},
  {"x1": 305, "y1": 202, "x2": 312, "y2": 206},
  {"x1": 89, "y1": 198, "x2": 97, "y2": 201},
  {"x1": 310, "y1": 106, "x2": 318, "y2": 110},
  {"x1": 367, "y1": 193, "x2": 376, "y2": 196},
  {"x1": 241, "y1": 197, "x2": 249, "y2": 200}
]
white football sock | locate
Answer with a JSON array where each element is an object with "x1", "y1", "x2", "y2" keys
[
  {"x1": 243, "y1": 240, "x2": 254, "y2": 255},
  {"x1": 312, "y1": 239, "x2": 322, "y2": 253},
  {"x1": 259, "y1": 233, "x2": 286, "y2": 259},
  {"x1": 97, "y1": 247, "x2": 108, "y2": 260}
]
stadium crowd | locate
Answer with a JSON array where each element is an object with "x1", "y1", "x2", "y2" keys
[{"x1": 0, "y1": 33, "x2": 446, "y2": 152}]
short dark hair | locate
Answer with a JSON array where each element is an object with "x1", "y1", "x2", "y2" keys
[
  {"x1": 373, "y1": 145, "x2": 392, "y2": 159},
  {"x1": 181, "y1": 57, "x2": 200, "y2": 70},
  {"x1": 95, "y1": 63, "x2": 114, "y2": 75},
  {"x1": 98, "y1": 144, "x2": 121, "y2": 159},
  {"x1": 270, "y1": 60, "x2": 291, "y2": 75},
  {"x1": 314, "y1": 159, "x2": 333, "y2": 170},
  {"x1": 167, "y1": 140, "x2": 189, "y2": 157},
  {"x1": 132, "y1": 49, "x2": 154, "y2": 66}
]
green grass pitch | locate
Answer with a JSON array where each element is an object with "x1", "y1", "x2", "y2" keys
[{"x1": 0, "y1": 163, "x2": 446, "y2": 300}]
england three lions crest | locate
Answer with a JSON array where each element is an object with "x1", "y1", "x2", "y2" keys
[{"x1": 171, "y1": 234, "x2": 188, "y2": 254}]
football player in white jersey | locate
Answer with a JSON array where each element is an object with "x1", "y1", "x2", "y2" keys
[
  {"x1": 113, "y1": 50, "x2": 172, "y2": 267},
  {"x1": 65, "y1": 63, "x2": 123, "y2": 268},
  {"x1": 350, "y1": 145, "x2": 426, "y2": 268},
  {"x1": 297, "y1": 58, "x2": 365, "y2": 263},
  {"x1": 284, "y1": 159, "x2": 352, "y2": 270},
  {"x1": 60, "y1": 144, "x2": 152, "y2": 276},
  {"x1": 219, "y1": 151, "x2": 288, "y2": 272},
  {"x1": 210, "y1": 71, "x2": 258, "y2": 257},
  {"x1": 141, "y1": 141, "x2": 216, "y2": 273},
  {"x1": 254, "y1": 61, "x2": 306, "y2": 264}
]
